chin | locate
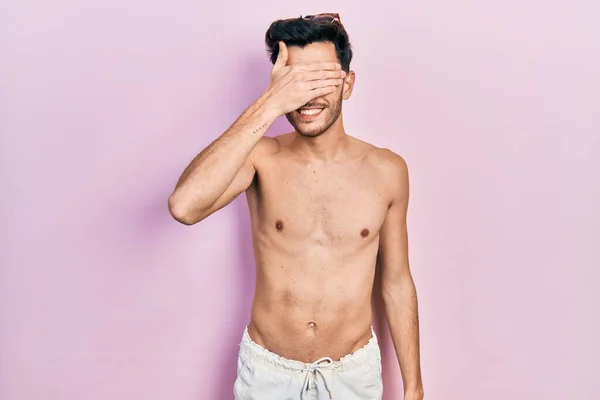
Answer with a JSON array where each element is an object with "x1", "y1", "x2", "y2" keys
[
  {"x1": 286, "y1": 105, "x2": 341, "y2": 138},
  {"x1": 287, "y1": 116, "x2": 331, "y2": 138},
  {"x1": 296, "y1": 127, "x2": 328, "y2": 138}
]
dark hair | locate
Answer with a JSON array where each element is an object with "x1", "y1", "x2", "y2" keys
[{"x1": 265, "y1": 17, "x2": 353, "y2": 72}]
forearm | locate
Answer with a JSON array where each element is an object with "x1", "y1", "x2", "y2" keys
[
  {"x1": 170, "y1": 93, "x2": 278, "y2": 213},
  {"x1": 383, "y1": 277, "x2": 423, "y2": 397}
]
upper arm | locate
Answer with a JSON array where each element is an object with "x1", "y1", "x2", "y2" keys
[
  {"x1": 195, "y1": 136, "x2": 278, "y2": 222},
  {"x1": 196, "y1": 156, "x2": 256, "y2": 221},
  {"x1": 377, "y1": 150, "x2": 411, "y2": 290}
]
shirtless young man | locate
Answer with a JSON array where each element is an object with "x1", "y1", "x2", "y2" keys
[{"x1": 168, "y1": 14, "x2": 423, "y2": 400}]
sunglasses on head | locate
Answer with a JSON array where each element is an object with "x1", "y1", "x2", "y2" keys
[{"x1": 285, "y1": 13, "x2": 343, "y2": 26}]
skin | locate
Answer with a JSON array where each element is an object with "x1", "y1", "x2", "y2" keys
[{"x1": 169, "y1": 41, "x2": 423, "y2": 399}]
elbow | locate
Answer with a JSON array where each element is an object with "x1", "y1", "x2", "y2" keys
[
  {"x1": 381, "y1": 284, "x2": 401, "y2": 306},
  {"x1": 168, "y1": 193, "x2": 205, "y2": 226},
  {"x1": 382, "y1": 275, "x2": 415, "y2": 304}
]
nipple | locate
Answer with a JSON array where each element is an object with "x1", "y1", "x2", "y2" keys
[
  {"x1": 360, "y1": 228, "x2": 370, "y2": 238},
  {"x1": 275, "y1": 220, "x2": 284, "y2": 231}
]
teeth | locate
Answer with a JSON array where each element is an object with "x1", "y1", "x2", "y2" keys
[{"x1": 299, "y1": 109, "x2": 323, "y2": 116}]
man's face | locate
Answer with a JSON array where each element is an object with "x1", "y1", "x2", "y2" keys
[{"x1": 284, "y1": 42, "x2": 353, "y2": 138}]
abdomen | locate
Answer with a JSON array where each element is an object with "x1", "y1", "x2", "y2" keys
[{"x1": 248, "y1": 235, "x2": 379, "y2": 362}]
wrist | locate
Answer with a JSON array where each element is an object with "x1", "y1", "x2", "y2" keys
[
  {"x1": 258, "y1": 91, "x2": 282, "y2": 120},
  {"x1": 404, "y1": 386, "x2": 424, "y2": 400}
]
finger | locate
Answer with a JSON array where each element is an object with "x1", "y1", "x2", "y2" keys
[
  {"x1": 273, "y1": 41, "x2": 288, "y2": 71},
  {"x1": 307, "y1": 78, "x2": 345, "y2": 90},
  {"x1": 308, "y1": 85, "x2": 338, "y2": 98},
  {"x1": 302, "y1": 70, "x2": 346, "y2": 81},
  {"x1": 294, "y1": 61, "x2": 342, "y2": 72}
]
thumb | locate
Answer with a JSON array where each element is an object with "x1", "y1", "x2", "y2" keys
[{"x1": 273, "y1": 41, "x2": 288, "y2": 70}]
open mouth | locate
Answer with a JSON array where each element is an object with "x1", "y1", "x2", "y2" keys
[
  {"x1": 296, "y1": 107, "x2": 325, "y2": 120},
  {"x1": 299, "y1": 108, "x2": 323, "y2": 116}
]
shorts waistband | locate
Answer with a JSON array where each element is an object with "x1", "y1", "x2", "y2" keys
[{"x1": 239, "y1": 326, "x2": 380, "y2": 373}]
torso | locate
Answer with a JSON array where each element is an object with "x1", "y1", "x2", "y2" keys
[{"x1": 245, "y1": 133, "x2": 394, "y2": 362}]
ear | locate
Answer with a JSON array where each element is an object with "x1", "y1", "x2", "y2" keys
[{"x1": 342, "y1": 70, "x2": 356, "y2": 100}]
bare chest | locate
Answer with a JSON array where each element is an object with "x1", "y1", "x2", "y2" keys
[{"x1": 249, "y1": 160, "x2": 390, "y2": 243}]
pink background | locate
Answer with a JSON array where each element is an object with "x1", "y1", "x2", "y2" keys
[{"x1": 1, "y1": 0, "x2": 599, "y2": 399}]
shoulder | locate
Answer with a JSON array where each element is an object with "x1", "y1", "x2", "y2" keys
[
  {"x1": 370, "y1": 147, "x2": 407, "y2": 169},
  {"x1": 250, "y1": 134, "x2": 285, "y2": 162},
  {"x1": 346, "y1": 136, "x2": 408, "y2": 184},
  {"x1": 366, "y1": 145, "x2": 408, "y2": 180},
  {"x1": 258, "y1": 132, "x2": 296, "y2": 153},
  {"x1": 249, "y1": 132, "x2": 297, "y2": 168},
  {"x1": 346, "y1": 136, "x2": 407, "y2": 171},
  {"x1": 365, "y1": 146, "x2": 409, "y2": 203}
]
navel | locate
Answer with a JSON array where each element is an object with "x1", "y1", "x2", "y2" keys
[
  {"x1": 307, "y1": 321, "x2": 317, "y2": 330},
  {"x1": 275, "y1": 220, "x2": 284, "y2": 231},
  {"x1": 360, "y1": 228, "x2": 370, "y2": 238}
]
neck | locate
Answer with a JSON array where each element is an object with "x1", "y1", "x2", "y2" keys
[{"x1": 290, "y1": 114, "x2": 349, "y2": 161}]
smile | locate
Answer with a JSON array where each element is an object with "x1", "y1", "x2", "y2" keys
[{"x1": 299, "y1": 108, "x2": 323, "y2": 116}]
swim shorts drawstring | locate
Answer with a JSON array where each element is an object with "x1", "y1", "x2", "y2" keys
[{"x1": 301, "y1": 357, "x2": 334, "y2": 399}]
